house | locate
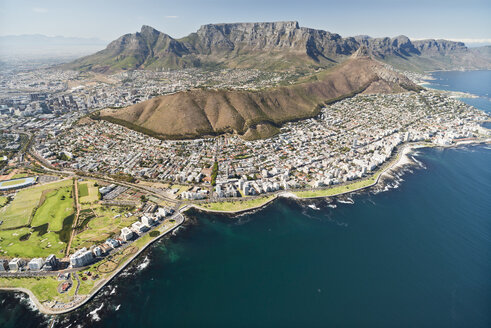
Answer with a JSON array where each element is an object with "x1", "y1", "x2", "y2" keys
[
  {"x1": 120, "y1": 227, "x2": 133, "y2": 241},
  {"x1": 28, "y1": 258, "x2": 45, "y2": 271},
  {"x1": 8, "y1": 258, "x2": 26, "y2": 271}
]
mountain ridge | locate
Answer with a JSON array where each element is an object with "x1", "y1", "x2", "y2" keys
[{"x1": 65, "y1": 21, "x2": 491, "y2": 73}]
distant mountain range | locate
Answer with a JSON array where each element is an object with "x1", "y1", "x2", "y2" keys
[
  {"x1": 65, "y1": 21, "x2": 491, "y2": 73},
  {"x1": 0, "y1": 34, "x2": 107, "y2": 58}
]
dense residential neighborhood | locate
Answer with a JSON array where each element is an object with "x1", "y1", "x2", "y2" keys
[{"x1": 25, "y1": 90, "x2": 489, "y2": 200}]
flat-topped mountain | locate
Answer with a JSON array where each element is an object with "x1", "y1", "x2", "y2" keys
[
  {"x1": 92, "y1": 54, "x2": 418, "y2": 140},
  {"x1": 65, "y1": 21, "x2": 491, "y2": 73}
]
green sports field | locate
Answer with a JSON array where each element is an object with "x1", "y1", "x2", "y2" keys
[
  {"x1": 78, "y1": 182, "x2": 88, "y2": 197},
  {"x1": 79, "y1": 180, "x2": 100, "y2": 204}
]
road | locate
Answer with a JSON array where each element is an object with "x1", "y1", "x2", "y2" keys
[{"x1": 65, "y1": 178, "x2": 81, "y2": 257}]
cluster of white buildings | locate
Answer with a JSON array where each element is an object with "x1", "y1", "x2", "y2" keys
[
  {"x1": 69, "y1": 238, "x2": 123, "y2": 268},
  {"x1": 120, "y1": 207, "x2": 173, "y2": 240},
  {"x1": 0, "y1": 254, "x2": 58, "y2": 272},
  {"x1": 68, "y1": 206, "x2": 174, "y2": 268}
]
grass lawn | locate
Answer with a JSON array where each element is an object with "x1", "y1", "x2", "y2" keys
[
  {"x1": 0, "y1": 179, "x2": 72, "y2": 230},
  {"x1": 78, "y1": 182, "x2": 88, "y2": 198},
  {"x1": 0, "y1": 196, "x2": 7, "y2": 207},
  {"x1": 1, "y1": 179, "x2": 27, "y2": 187},
  {"x1": 0, "y1": 227, "x2": 66, "y2": 258},
  {"x1": 31, "y1": 186, "x2": 75, "y2": 231},
  {"x1": 132, "y1": 233, "x2": 153, "y2": 249},
  {"x1": 71, "y1": 205, "x2": 136, "y2": 251},
  {"x1": 294, "y1": 174, "x2": 379, "y2": 198},
  {"x1": 79, "y1": 180, "x2": 100, "y2": 204},
  {"x1": 0, "y1": 276, "x2": 61, "y2": 302},
  {"x1": 76, "y1": 276, "x2": 96, "y2": 295},
  {"x1": 0, "y1": 275, "x2": 97, "y2": 306},
  {"x1": 198, "y1": 195, "x2": 276, "y2": 212}
]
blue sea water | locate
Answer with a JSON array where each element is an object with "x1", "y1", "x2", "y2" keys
[
  {"x1": 0, "y1": 71, "x2": 490, "y2": 328},
  {"x1": 423, "y1": 70, "x2": 491, "y2": 112}
]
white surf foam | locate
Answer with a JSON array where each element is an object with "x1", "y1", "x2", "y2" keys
[
  {"x1": 88, "y1": 303, "x2": 104, "y2": 322},
  {"x1": 337, "y1": 197, "x2": 354, "y2": 204},
  {"x1": 136, "y1": 256, "x2": 150, "y2": 271}
]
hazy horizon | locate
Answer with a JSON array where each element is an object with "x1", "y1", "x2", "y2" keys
[{"x1": 1, "y1": 0, "x2": 490, "y2": 46}]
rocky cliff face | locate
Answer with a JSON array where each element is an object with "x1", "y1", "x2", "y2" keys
[
  {"x1": 65, "y1": 21, "x2": 491, "y2": 73},
  {"x1": 412, "y1": 39, "x2": 467, "y2": 55}
]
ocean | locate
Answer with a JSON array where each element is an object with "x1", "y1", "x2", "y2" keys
[{"x1": 1, "y1": 70, "x2": 490, "y2": 328}]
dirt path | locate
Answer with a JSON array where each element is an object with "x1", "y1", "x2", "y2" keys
[{"x1": 65, "y1": 179, "x2": 81, "y2": 257}]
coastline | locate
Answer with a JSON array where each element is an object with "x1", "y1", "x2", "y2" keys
[
  {"x1": 0, "y1": 212, "x2": 186, "y2": 315},
  {"x1": 1, "y1": 139, "x2": 489, "y2": 315}
]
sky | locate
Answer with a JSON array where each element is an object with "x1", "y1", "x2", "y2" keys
[{"x1": 1, "y1": 0, "x2": 490, "y2": 45}]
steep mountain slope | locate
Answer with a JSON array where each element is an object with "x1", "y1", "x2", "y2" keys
[
  {"x1": 65, "y1": 21, "x2": 491, "y2": 73},
  {"x1": 93, "y1": 53, "x2": 418, "y2": 140}
]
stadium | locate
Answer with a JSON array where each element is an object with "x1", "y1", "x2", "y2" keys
[{"x1": 0, "y1": 177, "x2": 37, "y2": 191}]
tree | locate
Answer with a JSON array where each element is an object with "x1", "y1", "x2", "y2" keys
[{"x1": 211, "y1": 161, "x2": 218, "y2": 186}]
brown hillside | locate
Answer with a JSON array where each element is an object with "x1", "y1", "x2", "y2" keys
[{"x1": 97, "y1": 56, "x2": 418, "y2": 140}]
